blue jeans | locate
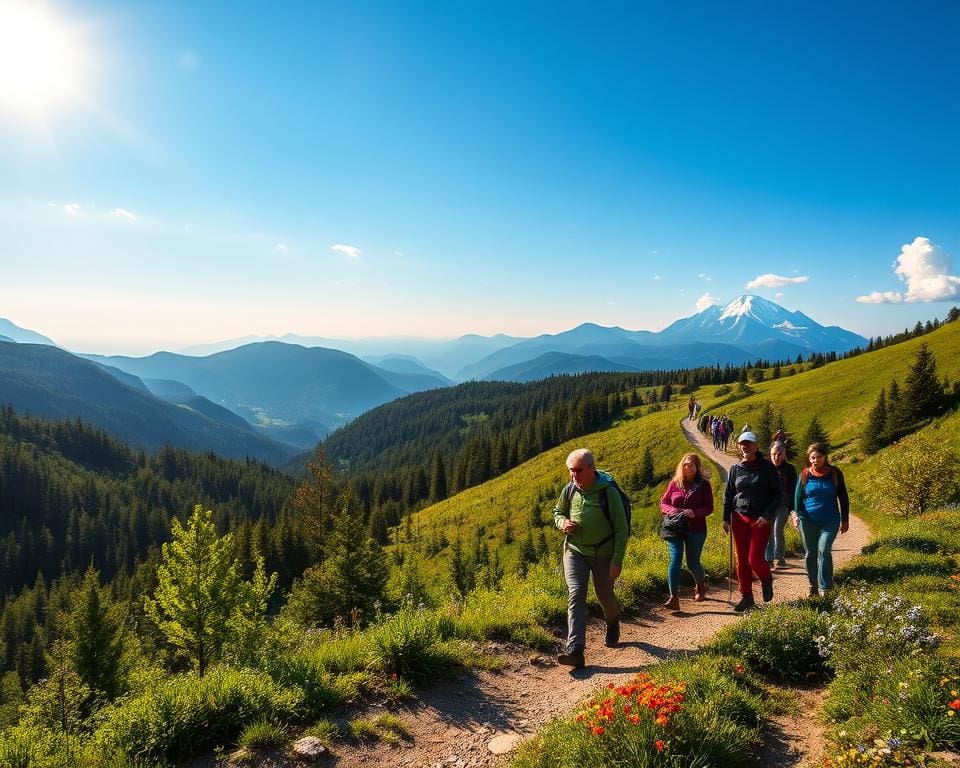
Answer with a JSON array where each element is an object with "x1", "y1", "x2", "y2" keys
[
  {"x1": 665, "y1": 530, "x2": 707, "y2": 596},
  {"x1": 562, "y1": 545, "x2": 619, "y2": 652},
  {"x1": 798, "y1": 517, "x2": 839, "y2": 590},
  {"x1": 764, "y1": 501, "x2": 790, "y2": 563}
]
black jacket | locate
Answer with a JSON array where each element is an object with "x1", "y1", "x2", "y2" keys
[
  {"x1": 773, "y1": 461, "x2": 798, "y2": 513},
  {"x1": 723, "y1": 457, "x2": 783, "y2": 523}
]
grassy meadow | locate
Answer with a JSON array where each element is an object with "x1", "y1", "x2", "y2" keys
[{"x1": 4, "y1": 321, "x2": 960, "y2": 766}]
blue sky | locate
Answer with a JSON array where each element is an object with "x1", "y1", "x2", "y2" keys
[{"x1": 1, "y1": 0, "x2": 958, "y2": 354}]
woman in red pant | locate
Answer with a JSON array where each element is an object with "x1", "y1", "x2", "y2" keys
[{"x1": 722, "y1": 431, "x2": 783, "y2": 612}]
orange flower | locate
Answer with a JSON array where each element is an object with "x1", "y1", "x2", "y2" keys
[
  {"x1": 592, "y1": 726, "x2": 605, "y2": 736},
  {"x1": 655, "y1": 739, "x2": 665, "y2": 752},
  {"x1": 949, "y1": 699, "x2": 960, "y2": 710}
]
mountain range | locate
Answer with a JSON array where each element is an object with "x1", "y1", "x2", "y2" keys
[{"x1": 0, "y1": 296, "x2": 867, "y2": 461}]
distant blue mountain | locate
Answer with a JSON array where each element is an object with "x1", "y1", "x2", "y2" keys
[
  {"x1": 657, "y1": 295, "x2": 867, "y2": 355},
  {"x1": 462, "y1": 298, "x2": 866, "y2": 381},
  {"x1": 0, "y1": 318, "x2": 59, "y2": 347},
  {"x1": 0, "y1": 343, "x2": 296, "y2": 463},
  {"x1": 84, "y1": 341, "x2": 446, "y2": 432}
]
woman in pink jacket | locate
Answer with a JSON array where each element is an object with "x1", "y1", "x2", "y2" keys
[{"x1": 659, "y1": 452, "x2": 714, "y2": 610}]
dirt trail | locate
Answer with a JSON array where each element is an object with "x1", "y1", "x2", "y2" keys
[{"x1": 266, "y1": 421, "x2": 871, "y2": 768}]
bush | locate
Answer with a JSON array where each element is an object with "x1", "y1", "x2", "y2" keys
[
  {"x1": 825, "y1": 656, "x2": 960, "y2": 754},
  {"x1": 870, "y1": 431, "x2": 960, "y2": 516},
  {"x1": 367, "y1": 601, "x2": 461, "y2": 684},
  {"x1": 511, "y1": 661, "x2": 762, "y2": 768},
  {"x1": 94, "y1": 666, "x2": 303, "y2": 762},
  {"x1": 818, "y1": 589, "x2": 939, "y2": 676},
  {"x1": 238, "y1": 720, "x2": 289, "y2": 749},
  {"x1": 706, "y1": 603, "x2": 831, "y2": 683}
]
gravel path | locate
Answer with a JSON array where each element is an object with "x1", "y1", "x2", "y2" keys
[{"x1": 240, "y1": 420, "x2": 871, "y2": 768}]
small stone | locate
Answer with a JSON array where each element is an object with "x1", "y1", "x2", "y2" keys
[
  {"x1": 290, "y1": 736, "x2": 328, "y2": 761},
  {"x1": 488, "y1": 732, "x2": 524, "y2": 755}
]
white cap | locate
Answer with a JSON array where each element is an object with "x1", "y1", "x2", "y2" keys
[{"x1": 738, "y1": 431, "x2": 758, "y2": 443}]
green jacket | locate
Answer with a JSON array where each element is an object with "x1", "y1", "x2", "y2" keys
[{"x1": 552, "y1": 470, "x2": 628, "y2": 564}]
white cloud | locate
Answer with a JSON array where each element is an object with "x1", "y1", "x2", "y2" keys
[
  {"x1": 696, "y1": 292, "x2": 721, "y2": 312},
  {"x1": 64, "y1": 203, "x2": 81, "y2": 216},
  {"x1": 894, "y1": 236, "x2": 960, "y2": 302},
  {"x1": 331, "y1": 243, "x2": 361, "y2": 259},
  {"x1": 698, "y1": 272, "x2": 712, "y2": 281},
  {"x1": 775, "y1": 292, "x2": 784, "y2": 298},
  {"x1": 856, "y1": 291, "x2": 904, "y2": 304},
  {"x1": 110, "y1": 208, "x2": 137, "y2": 221},
  {"x1": 745, "y1": 273, "x2": 809, "y2": 289},
  {"x1": 275, "y1": 243, "x2": 288, "y2": 252},
  {"x1": 653, "y1": 275, "x2": 662, "y2": 281},
  {"x1": 857, "y1": 236, "x2": 960, "y2": 304}
]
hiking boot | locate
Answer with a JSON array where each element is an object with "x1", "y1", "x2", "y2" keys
[
  {"x1": 776, "y1": 559, "x2": 787, "y2": 568},
  {"x1": 733, "y1": 594, "x2": 755, "y2": 613},
  {"x1": 808, "y1": 585, "x2": 818, "y2": 597},
  {"x1": 818, "y1": 588, "x2": 829, "y2": 598},
  {"x1": 662, "y1": 594, "x2": 680, "y2": 611},
  {"x1": 557, "y1": 646, "x2": 585, "y2": 668},
  {"x1": 693, "y1": 581, "x2": 706, "y2": 602},
  {"x1": 761, "y1": 578, "x2": 774, "y2": 603},
  {"x1": 605, "y1": 617, "x2": 620, "y2": 647}
]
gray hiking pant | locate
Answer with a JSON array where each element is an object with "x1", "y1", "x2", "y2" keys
[{"x1": 562, "y1": 545, "x2": 619, "y2": 652}]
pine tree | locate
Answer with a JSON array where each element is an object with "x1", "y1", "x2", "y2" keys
[
  {"x1": 448, "y1": 536, "x2": 472, "y2": 597},
  {"x1": 291, "y1": 447, "x2": 335, "y2": 565},
  {"x1": 284, "y1": 488, "x2": 388, "y2": 628},
  {"x1": 756, "y1": 402, "x2": 775, "y2": 451},
  {"x1": 861, "y1": 387, "x2": 888, "y2": 455},
  {"x1": 802, "y1": 416, "x2": 830, "y2": 453},
  {"x1": 69, "y1": 567, "x2": 127, "y2": 700},
  {"x1": 144, "y1": 505, "x2": 244, "y2": 675},
  {"x1": 900, "y1": 343, "x2": 946, "y2": 426},
  {"x1": 638, "y1": 446, "x2": 655, "y2": 487}
]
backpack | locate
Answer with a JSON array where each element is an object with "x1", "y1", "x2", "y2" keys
[{"x1": 562, "y1": 476, "x2": 632, "y2": 545}]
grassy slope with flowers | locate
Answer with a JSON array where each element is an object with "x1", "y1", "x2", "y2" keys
[{"x1": 508, "y1": 320, "x2": 960, "y2": 768}]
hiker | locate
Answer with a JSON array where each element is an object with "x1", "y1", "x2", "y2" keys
[
  {"x1": 659, "y1": 452, "x2": 714, "y2": 610},
  {"x1": 764, "y1": 441, "x2": 798, "y2": 568},
  {"x1": 722, "y1": 431, "x2": 782, "y2": 612},
  {"x1": 793, "y1": 442, "x2": 849, "y2": 597},
  {"x1": 688, "y1": 396, "x2": 696, "y2": 421},
  {"x1": 553, "y1": 448, "x2": 628, "y2": 668}
]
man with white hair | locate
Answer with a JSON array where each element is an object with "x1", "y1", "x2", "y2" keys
[{"x1": 553, "y1": 448, "x2": 628, "y2": 668}]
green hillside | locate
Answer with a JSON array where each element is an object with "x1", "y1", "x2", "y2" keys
[
  {"x1": 699, "y1": 319, "x2": 960, "y2": 459},
  {"x1": 398, "y1": 319, "x2": 960, "y2": 601}
]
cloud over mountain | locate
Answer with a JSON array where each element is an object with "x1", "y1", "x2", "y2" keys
[
  {"x1": 858, "y1": 236, "x2": 960, "y2": 304},
  {"x1": 746, "y1": 273, "x2": 809, "y2": 289}
]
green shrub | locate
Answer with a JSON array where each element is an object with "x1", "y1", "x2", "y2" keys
[
  {"x1": 819, "y1": 589, "x2": 939, "y2": 676},
  {"x1": 348, "y1": 717, "x2": 379, "y2": 740},
  {"x1": 264, "y1": 654, "x2": 350, "y2": 717},
  {"x1": 94, "y1": 666, "x2": 302, "y2": 762},
  {"x1": 367, "y1": 601, "x2": 461, "y2": 684},
  {"x1": 706, "y1": 603, "x2": 831, "y2": 683},
  {"x1": 826, "y1": 656, "x2": 960, "y2": 754},
  {"x1": 374, "y1": 712, "x2": 412, "y2": 743},
  {"x1": 511, "y1": 661, "x2": 762, "y2": 768},
  {"x1": 237, "y1": 719, "x2": 289, "y2": 749}
]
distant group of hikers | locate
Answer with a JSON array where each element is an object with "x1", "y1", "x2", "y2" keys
[{"x1": 552, "y1": 430, "x2": 849, "y2": 668}]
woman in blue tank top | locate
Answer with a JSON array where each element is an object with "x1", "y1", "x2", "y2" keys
[{"x1": 792, "y1": 441, "x2": 850, "y2": 597}]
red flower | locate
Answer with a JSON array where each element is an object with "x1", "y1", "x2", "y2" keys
[
  {"x1": 655, "y1": 739, "x2": 665, "y2": 752},
  {"x1": 949, "y1": 699, "x2": 960, "y2": 710},
  {"x1": 592, "y1": 726, "x2": 605, "y2": 736}
]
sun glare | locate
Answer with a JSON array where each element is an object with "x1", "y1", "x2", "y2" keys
[{"x1": 0, "y1": 0, "x2": 88, "y2": 119}]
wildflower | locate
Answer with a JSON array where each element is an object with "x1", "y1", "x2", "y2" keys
[
  {"x1": 592, "y1": 726, "x2": 605, "y2": 735},
  {"x1": 950, "y1": 699, "x2": 960, "y2": 710},
  {"x1": 655, "y1": 739, "x2": 665, "y2": 752}
]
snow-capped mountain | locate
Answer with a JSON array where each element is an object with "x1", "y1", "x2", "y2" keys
[{"x1": 657, "y1": 295, "x2": 867, "y2": 354}]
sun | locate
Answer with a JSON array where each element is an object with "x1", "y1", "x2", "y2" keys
[{"x1": 0, "y1": 0, "x2": 89, "y2": 119}]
